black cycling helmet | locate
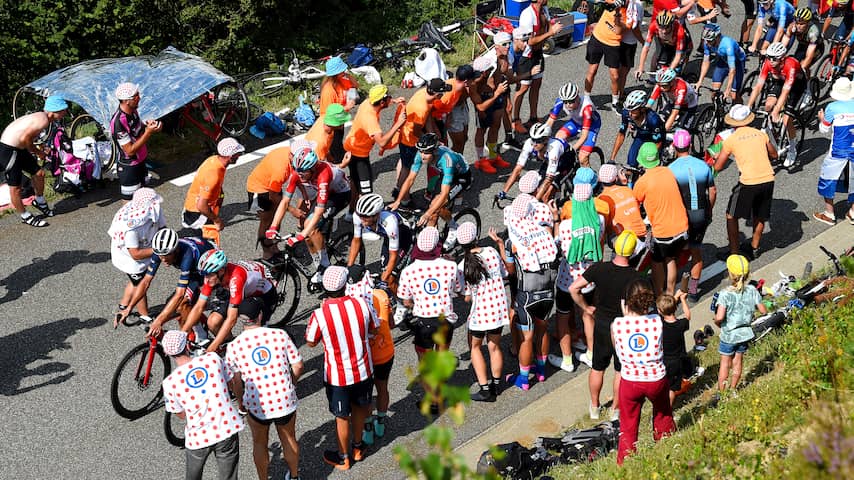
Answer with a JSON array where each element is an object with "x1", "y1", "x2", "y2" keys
[{"x1": 416, "y1": 132, "x2": 440, "y2": 153}]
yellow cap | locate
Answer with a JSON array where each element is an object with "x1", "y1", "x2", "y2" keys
[
  {"x1": 613, "y1": 230, "x2": 638, "y2": 257},
  {"x1": 368, "y1": 84, "x2": 389, "y2": 104},
  {"x1": 726, "y1": 254, "x2": 750, "y2": 276}
]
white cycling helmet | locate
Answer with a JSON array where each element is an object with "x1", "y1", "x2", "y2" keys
[
  {"x1": 655, "y1": 68, "x2": 677, "y2": 84},
  {"x1": 355, "y1": 193, "x2": 384, "y2": 217},
  {"x1": 529, "y1": 122, "x2": 551, "y2": 143},
  {"x1": 766, "y1": 42, "x2": 787, "y2": 59},
  {"x1": 558, "y1": 83, "x2": 579, "y2": 102},
  {"x1": 152, "y1": 228, "x2": 179, "y2": 256},
  {"x1": 624, "y1": 90, "x2": 648, "y2": 111}
]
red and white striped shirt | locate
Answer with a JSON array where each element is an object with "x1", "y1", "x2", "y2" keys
[
  {"x1": 612, "y1": 314, "x2": 666, "y2": 382},
  {"x1": 306, "y1": 296, "x2": 379, "y2": 386}
]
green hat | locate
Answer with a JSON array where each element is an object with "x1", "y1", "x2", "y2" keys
[
  {"x1": 637, "y1": 142, "x2": 660, "y2": 169},
  {"x1": 324, "y1": 103, "x2": 350, "y2": 127}
]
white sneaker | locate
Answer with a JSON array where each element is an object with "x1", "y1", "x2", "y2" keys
[
  {"x1": 310, "y1": 271, "x2": 323, "y2": 285},
  {"x1": 589, "y1": 403, "x2": 601, "y2": 420},
  {"x1": 610, "y1": 408, "x2": 620, "y2": 421},
  {"x1": 575, "y1": 351, "x2": 593, "y2": 368},
  {"x1": 547, "y1": 353, "x2": 575, "y2": 373},
  {"x1": 783, "y1": 147, "x2": 796, "y2": 168},
  {"x1": 572, "y1": 339, "x2": 588, "y2": 352},
  {"x1": 443, "y1": 227, "x2": 458, "y2": 251}
]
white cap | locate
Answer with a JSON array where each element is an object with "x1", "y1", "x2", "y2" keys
[
  {"x1": 513, "y1": 26, "x2": 533, "y2": 40},
  {"x1": 493, "y1": 31, "x2": 512, "y2": 45}
]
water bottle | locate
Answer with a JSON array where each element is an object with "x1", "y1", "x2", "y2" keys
[{"x1": 710, "y1": 292, "x2": 720, "y2": 312}]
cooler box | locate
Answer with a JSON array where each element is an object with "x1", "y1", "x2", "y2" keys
[
  {"x1": 504, "y1": 0, "x2": 531, "y2": 18},
  {"x1": 571, "y1": 12, "x2": 587, "y2": 44}
]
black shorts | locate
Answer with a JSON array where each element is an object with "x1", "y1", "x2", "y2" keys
[
  {"x1": 477, "y1": 93, "x2": 508, "y2": 129},
  {"x1": 686, "y1": 209, "x2": 710, "y2": 248},
  {"x1": 727, "y1": 181, "x2": 774, "y2": 221},
  {"x1": 117, "y1": 160, "x2": 147, "y2": 200},
  {"x1": 0, "y1": 143, "x2": 40, "y2": 187},
  {"x1": 620, "y1": 42, "x2": 638, "y2": 69},
  {"x1": 469, "y1": 326, "x2": 503, "y2": 339},
  {"x1": 127, "y1": 271, "x2": 146, "y2": 286},
  {"x1": 586, "y1": 35, "x2": 621, "y2": 69},
  {"x1": 373, "y1": 357, "x2": 394, "y2": 381},
  {"x1": 792, "y1": 41, "x2": 824, "y2": 63},
  {"x1": 411, "y1": 316, "x2": 454, "y2": 350},
  {"x1": 555, "y1": 289, "x2": 574, "y2": 314},
  {"x1": 743, "y1": 0, "x2": 757, "y2": 19},
  {"x1": 516, "y1": 51, "x2": 545, "y2": 84},
  {"x1": 211, "y1": 287, "x2": 278, "y2": 324},
  {"x1": 592, "y1": 322, "x2": 621, "y2": 372},
  {"x1": 765, "y1": 77, "x2": 807, "y2": 111},
  {"x1": 247, "y1": 191, "x2": 275, "y2": 212},
  {"x1": 515, "y1": 289, "x2": 554, "y2": 330},
  {"x1": 325, "y1": 378, "x2": 374, "y2": 418},
  {"x1": 651, "y1": 233, "x2": 688, "y2": 262},
  {"x1": 664, "y1": 356, "x2": 694, "y2": 392},
  {"x1": 248, "y1": 410, "x2": 295, "y2": 426},
  {"x1": 348, "y1": 155, "x2": 374, "y2": 194}
]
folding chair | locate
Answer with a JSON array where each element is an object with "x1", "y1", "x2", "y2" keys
[{"x1": 471, "y1": 0, "x2": 504, "y2": 59}]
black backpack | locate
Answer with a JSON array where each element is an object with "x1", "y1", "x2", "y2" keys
[
  {"x1": 537, "y1": 420, "x2": 620, "y2": 464},
  {"x1": 476, "y1": 442, "x2": 558, "y2": 479}
]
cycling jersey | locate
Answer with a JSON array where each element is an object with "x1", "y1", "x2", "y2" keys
[
  {"x1": 109, "y1": 109, "x2": 147, "y2": 165},
  {"x1": 759, "y1": 56, "x2": 805, "y2": 88},
  {"x1": 146, "y1": 237, "x2": 216, "y2": 288},
  {"x1": 645, "y1": 20, "x2": 691, "y2": 52},
  {"x1": 517, "y1": 137, "x2": 573, "y2": 178},
  {"x1": 282, "y1": 161, "x2": 349, "y2": 208},
  {"x1": 704, "y1": 36, "x2": 747, "y2": 68},
  {"x1": 201, "y1": 261, "x2": 274, "y2": 307},
  {"x1": 820, "y1": 99, "x2": 854, "y2": 159},
  {"x1": 353, "y1": 210, "x2": 404, "y2": 252},
  {"x1": 757, "y1": 0, "x2": 795, "y2": 27},
  {"x1": 619, "y1": 109, "x2": 667, "y2": 142},
  {"x1": 550, "y1": 95, "x2": 603, "y2": 131},
  {"x1": 649, "y1": 78, "x2": 699, "y2": 110},
  {"x1": 411, "y1": 146, "x2": 470, "y2": 186}
]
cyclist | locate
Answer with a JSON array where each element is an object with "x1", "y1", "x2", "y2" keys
[
  {"x1": 694, "y1": 23, "x2": 747, "y2": 103},
  {"x1": 267, "y1": 148, "x2": 352, "y2": 285},
  {"x1": 183, "y1": 249, "x2": 278, "y2": 353},
  {"x1": 636, "y1": 11, "x2": 694, "y2": 80},
  {"x1": 746, "y1": 41, "x2": 807, "y2": 167},
  {"x1": 117, "y1": 229, "x2": 216, "y2": 336},
  {"x1": 545, "y1": 83, "x2": 603, "y2": 168},
  {"x1": 748, "y1": 0, "x2": 795, "y2": 54},
  {"x1": 781, "y1": 7, "x2": 825, "y2": 73},
  {"x1": 647, "y1": 67, "x2": 699, "y2": 131},
  {"x1": 349, "y1": 193, "x2": 413, "y2": 283},
  {"x1": 821, "y1": 0, "x2": 854, "y2": 41},
  {"x1": 611, "y1": 90, "x2": 666, "y2": 168},
  {"x1": 389, "y1": 133, "x2": 472, "y2": 248},
  {"x1": 499, "y1": 123, "x2": 577, "y2": 202}
]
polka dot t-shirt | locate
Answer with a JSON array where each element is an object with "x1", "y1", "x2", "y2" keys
[
  {"x1": 398, "y1": 258, "x2": 462, "y2": 321},
  {"x1": 225, "y1": 327, "x2": 303, "y2": 420},
  {"x1": 458, "y1": 247, "x2": 510, "y2": 331},
  {"x1": 611, "y1": 314, "x2": 666, "y2": 383},
  {"x1": 162, "y1": 353, "x2": 245, "y2": 449}
]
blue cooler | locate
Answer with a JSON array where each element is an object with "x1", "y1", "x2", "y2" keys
[
  {"x1": 571, "y1": 12, "x2": 587, "y2": 44},
  {"x1": 505, "y1": 0, "x2": 531, "y2": 20}
]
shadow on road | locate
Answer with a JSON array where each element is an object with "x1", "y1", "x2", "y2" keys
[
  {"x1": 767, "y1": 198, "x2": 808, "y2": 251},
  {"x1": 0, "y1": 316, "x2": 107, "y2": 396},
  {"x1": 0, "y1": 250, "x2": 110, "y2": 305}
]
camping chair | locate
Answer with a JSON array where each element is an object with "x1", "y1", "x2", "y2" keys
[{"x1": 472, "y1": 0, "x2": 504, "y2": 58}]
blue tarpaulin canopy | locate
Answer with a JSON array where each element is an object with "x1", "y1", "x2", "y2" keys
[{"x1": 25, "y1": 46, "x2": 233, "y2": 127}]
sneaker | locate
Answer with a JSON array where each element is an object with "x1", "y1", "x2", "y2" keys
[
  {"x1": 351, "y1": 443, "x2": 367, "y2": 462},
  {"x1": 783, "y1": 147, "x2": 797, "y2": 168},
  {"x1": 813, "y1": 211, "x2": 836, "y2": 226},
  {"x1": 373, "y1": 416, "x2": 387, "y2": 438},
  {"x1": 362, "y1": 422, "x2": 374, "y2": 446},
  {"x1": 575, "y1": 351, "x2": 593, "y2": 368},
  {"x1": 610, "y1": 408, "x2": 620, "y2": 421},
  {"x1": 532, "y1": 362, "x2": 546, "y2": 382},
  {"x1": 33, "y1": 201, "x2": 54, "y2": 217},
  {"x1": 572, "y1": 339, "x2": 588, "y2": 352},
  {"x1": 443, "y1": 227, "x2": 458, "y2": 252},
  {"x1": 471, "y1": 388, "x2": 497, "y2": 402},
  {"x1": 589, "y1": 403, "x2": 601, "y2": 420},
  {"x1": 502, "y1": 137, "x2": 524, "y2": 151},
  {"x1": 474, "y1": 158, "x2": 497, "y2": 174},
  {"x1": 548, "y1": 353, "x2": 576, "y2": 373},
  {"x1": 506, "y1": 373, "x2": 530, "y2": 391},
  {"x1": 323, "y1": 450, "x2": 351, "y2": 470},
  {"x1": 490, "y1": 155, "x2": 511, "y2": 168}
]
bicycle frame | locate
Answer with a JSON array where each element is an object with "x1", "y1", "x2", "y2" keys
[
  {"x1": 134, "y1": 335, "x2": 161, "y2": 389},
  {"x1": 180, "y1": 92, "x2": 227, "y2": 141}
]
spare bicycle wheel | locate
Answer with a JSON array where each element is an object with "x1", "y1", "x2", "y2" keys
[{"x1": 211, "y1": 82, "x2": 250, "y2": 137}]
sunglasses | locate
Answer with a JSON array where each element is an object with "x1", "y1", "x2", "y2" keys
[{"x1": 498, "y1": 42, "x2": 511, "y2": 48}]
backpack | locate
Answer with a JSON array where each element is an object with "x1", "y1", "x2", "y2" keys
[
  {"x1": 47, "y1": 125, "x2": 96, "y2": 194},
  {"x1": 537, "y1": 420, "x2": 620, "y2": 464},
  {"x1": 347, "y1": 44, "x2": 375, "y2": 68},
  {"x1": 250, "y1": 112, "x2": 287, "y2": 139},
  {"x1": 476, "y1": 442, "x2": 558, "y2": 479},
  {"x1": 294, "y1": 95, "x2": 316, "y2": 128}
]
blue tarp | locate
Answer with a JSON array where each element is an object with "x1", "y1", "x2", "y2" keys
[{"x1": 25, "y1": 46, "x2": 233, "y2": 128}]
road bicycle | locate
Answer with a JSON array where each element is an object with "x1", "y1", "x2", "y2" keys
[
  {"x1": 691, "y1": 86, "x2": 729, "y2": 157},
  {"x1": 815, "y1": 38, "x2": 851, "y2": 99},
  {"x1": 754, "y1": 109, "x2": 806, "y2": 169},
  {"x1": 242, "y1": 50, "x2": 326, "y2": 100}
]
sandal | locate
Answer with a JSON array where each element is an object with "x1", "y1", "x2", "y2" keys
[
  {"x1": 33, "y1": 201, "x2": 54, "y2": 217},
  {"x1": 22, "y1": 215, "x2": 48, "y2": 227}
]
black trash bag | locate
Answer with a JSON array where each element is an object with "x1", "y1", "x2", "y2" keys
[
  {"x1": 537, "y1": 420, "x2": 620, "y2": 464},
  {"x1": 476, "y1": 442, "x2": 559, "y2": 479}
]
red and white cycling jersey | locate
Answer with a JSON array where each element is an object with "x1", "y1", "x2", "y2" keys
[
  {"x1": 759, "y1": 56, "x2": 805, "y2": 88},
  {"x1": 201, "y1": 261, "x2": 274, "y2": 307},
  {"x1": 283, "y1": 161, "x2": 349, "y2": 208},
  {"x1": 645, "y1": 20, "x2": 689, "y2": 51},
  {"x1": 649, "y1": 78, "x2": 698, "y2": 110}
]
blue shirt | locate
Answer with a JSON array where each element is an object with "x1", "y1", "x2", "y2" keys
[
  {"x1": 704, "y1": 36, "x2": 746, "y2": 68},
  {"x1": 668, "y1": 155, "x2": 715, "y2": 211},
  {"x1": 821, "y1": 99, "x2": 854, "y2": 159},
  {"x1": 412, "y1": 146, "x2": 470, "y2": 185},
  {"x1": 758, "y1": 0, "x2": 795, "y2": 27},
  {"x1": 619, "y1": 109, "x2": 666, "y2": 143},
  {"x1": 717, "y1": 285, "x2": 761, "y2": 344},
  {"x1": 146, "y1": 237, "x2": 216, "y2": 288}
]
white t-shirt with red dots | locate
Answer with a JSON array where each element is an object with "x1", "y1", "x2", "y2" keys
[
  {"x1": 225, "y1": 327, "x2": 303, "y2": 420},
  {"x1": 397, "y1": 258, "x2": 463, "y2": 321},
  {"x1": 611, "y1": 314, "x2": 666, "y2": 383},
  {"x1": 458, "y1": 247, "x2": 510, "y2": 331},
  {"x1": 162, "y1": 353, "x2": 245, "y2": 449}
]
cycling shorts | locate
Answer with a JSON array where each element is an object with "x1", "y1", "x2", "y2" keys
[
  {"x1": 686, "y1": 209, "x2": 711, "y2": 248},
  {"x1": 309, "y1": 190, "x2": 351, "y2": 233},
  {"x1": 659, "y1": 104, "x2": 698, "y2": 129},
  {"x1": 380, "y1": 223, "x2": 413, "y2": 275},
  {"x1": 765, "y1": 77, "x2": 807, "y2": 111},
  {"x1": 763, "y1": 26, "x2": 779, "y2": 44},
  {"x1": 515, "y1": 288, "x2": 554, "y2": 330},
  {"x1": 0, "y1": 143, "x2": 40, "y2": 187},
  {"x1": 209, "y1": 286, "x2": 277, "y2": 324},
  {"x1": 537, "y1": 148, "x2": 577, "y2": 186},
  {"x1": 558, "y1": 120, "x2": 600, "y2": 153},
  {"x1": 348, "y1": 155, "x2": 374, "y2": 194},
  {"x1": 712, "y1": 60, "x2": 745, "y2": 92},
  {"x1": 792, "y1": 41, "x2": 824, "y2": 63}
]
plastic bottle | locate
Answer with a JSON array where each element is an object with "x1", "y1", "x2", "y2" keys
[{"x1": 710, "y1": 292, "x2": 720, "y2": 312}]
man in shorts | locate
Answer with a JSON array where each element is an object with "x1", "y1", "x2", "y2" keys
[
  {"x1": 306, "y1": 266, "x2": 379, "y2": 470},
  {"x1": 513, "y1": 0, "x2": 564, "y2": 131},
  {"x1": 714, "y1": 105, "x2": 778, "y2": 260},
  {"x1": 584, "y1": 0, "x2": 629, "y2": 110},
  {"x1": 569, "y1": 230, "x2": 642, "y2": 420},
  {"x1": 182, "y1": 137, "x2": 244, "y2": 234},
  {"x1": 245, "y1": 141, "x2": 301, "y2": 259},
  {"x1": 814, "y1": 77, "x2": 854, "y2": 225},
  {"x1": 0, "y1": 95, "x2": 67, "y2": 226},
  {"x1": 110, "y1": 82, "x2": 162, "y2": 201}
]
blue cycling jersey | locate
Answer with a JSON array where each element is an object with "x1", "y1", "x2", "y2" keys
[
  {"x1": 758, "y1": 0, "x2": 795, "y2": 27},
  {"x1": 412, "y1": 146, "x2": 470, "y2": 185},
  {"x1": 619, "y1": 109, "x2": 666, "y2": 143},
  {"x1": 668, "y1": 155, "x2": 715, "y2": 211},
  {"x1": 704, "y1": 36, "x2": 746, "y2": 68},
  {"x1": 821, "y1": 99, "x2": 854, "y2": 159},
  {"x1": 146, "y1": 237, "x2": 216, "y2": 288}
]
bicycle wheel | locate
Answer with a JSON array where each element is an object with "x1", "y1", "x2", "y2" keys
[
  {"x1": 211, "y1": 82, "x2": 250, "y2": 137},
  {"x1": 110, "y1": 342, "x2": 171, "y2": 419},
  {"x1": 740, "y1": 70, "x2": 759, "y2": 98},
  {"x1": 273, "y1": 264, "x2": 301, "y2": 326},
  {"x1": 585, "y1": 146, "x2": 605, "y2": 171},
  {"x1": 329, "y1": 230, "x2": 364, "y2": 265},
  {"x1": 164, "y1": 411, "x2": 185, "y2": 448},
  {"x1": 814, "y1": 54, "x2": 836, "y2": 99},
  {"x1": 12, "y1": 87, "x2": 44, "y2": 120},
  {"x1": 70, "y1": 113, "x2": 119, "y2": 172},
  {"x1": 691, "y1": 105, "x2": 717, "y2": 157},
  {"x1": 242, "y1": 70, "x2": 288, "y2": 100}
]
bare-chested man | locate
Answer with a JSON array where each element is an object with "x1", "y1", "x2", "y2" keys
[{"x1": 0, "y1": 95, "x2": 68, "y2": 227}]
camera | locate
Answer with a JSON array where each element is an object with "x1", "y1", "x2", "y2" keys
[{"x1": 595, "y1": 0, "x2": 623, "y2": 12}]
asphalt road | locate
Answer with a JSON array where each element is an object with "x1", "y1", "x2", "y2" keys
[{"x1": 0, "y1": 6, "x2": 842, "y2": 480}]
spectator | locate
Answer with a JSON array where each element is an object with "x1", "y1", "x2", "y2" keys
[
  {"x1": 714, "y1": 255, "x2": 767, "y2": 392},
  {"x1": 319, "y1": 56, "x2": 359, "y2": 115},
  {"x1": 597, "y1": 163, "x2": 649, "y2": 262},
  {"x1": 305, "y1": 103, "x2": 350, "y2": 165},
  {"x1": 668, "y1": 129, "x2": 717, "y2": 298},
  {"x1": 584, "y1": 0, "x2": 628, "y2": 111},
  {"x1": 620, "y1": 0, "x2": 646, "y2": 100},
  {"x1": 108, "y1": 187, "x2": 165, "y2": 327},
  {"x1": 494, "y1": 29, "x2": 534, "y2": 150},
  {"x1": 110, "y1": 82, "x2": 162, "y2": 201},
  {"x1": 226, "y1": 298, "x2": 304, "y2": 480},
  {"x1": 514, "y1": 0, "x2": 563, "y2": 130},
  {"x1": 714, "y1": 105, "x2": 777, "y2": 260},
  {"x1": 814, "y1": 77, "x2": 854, "y2": 225},
  {"x1": 0, "y1": 95, "x2": 66, "y2": 226},
  {"x1": 182, "y1": 137, "x2": 245, "y2": 235},
  {"x1": 570, "y1": 230, "x2": 641, "y2": 420},
  {"x1": 245, "y1": 142, "x2": 302, "y2": 259},
  {"x1": 161, "y1": 330, "x2": 244, "y2": 480},
  {"x1": 306, "y1": 266, "x2": 379, "y2": 471},
  {"x1": 469, "y1": 57, "x2": 512, "y2": 173},
  {"x1": 342, "y1": 84, "x2": 407, "y2": 196},
  {"x1": 633, "y1": 142, "x2": 689, "y2": 295},
  {"x1": 657, "y1": 291, "x2": 693, "y2": 405},
  {"x1": 432, "y1": 65, "x2": 475, "y2": 153},
  {"x1": 612, "y1": 279, "x2": 676, "y2": 465}
]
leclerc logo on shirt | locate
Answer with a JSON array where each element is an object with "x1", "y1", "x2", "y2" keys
[
  {"x1": 252, "y1": 346, "x2": 272, "y2": 366},
  {"x1": 423, "y1": 278, "x2": 441, "y2": 295},
  {"x1": 186, "y1": 367, "x2": 209, "y2": 388},
  {"x1": 628, "y1": 333, "x2": 649, "y2": 352}
]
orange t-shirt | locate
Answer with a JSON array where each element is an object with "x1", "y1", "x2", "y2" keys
[
  {"x1": 400, "y1": 88, "x2": 432, "y2": 147},
  {"x1": 305, "y1": 119, "x2": 332, "y2": 162},
  {"x1": 560, "y1": 198, "x2": 611, "y2": 224},
  {"x1": 370, "y1": 289, "x2": 395, "y2": 365},
  {"x1": 592, "y1": 8, "x2": 626, "y2": 47},
  {"x1": 319, "y1": 74, "x2": 357, "y2": 116},
  {"x1": 343, "y1": 100, "x2": 382, "y2": 158},
  {"x1": 599, "y1": 184, "x2": 648, "y2": 237},
  {"x1": 633, "y1": 166, "x2": 688, "y2": 238},
  {"x1": 722, "y1": 126, "x2": 775, "y2": 185},
  {"x1": 184, "y1": 156, "x2": 226, "y2": 212},
  {"x1": 432, "y1": 80, "x2": 464, "y2": 119},
  {"x1": 246, "y1": 147, "x2": 292, "y2": 194}
]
